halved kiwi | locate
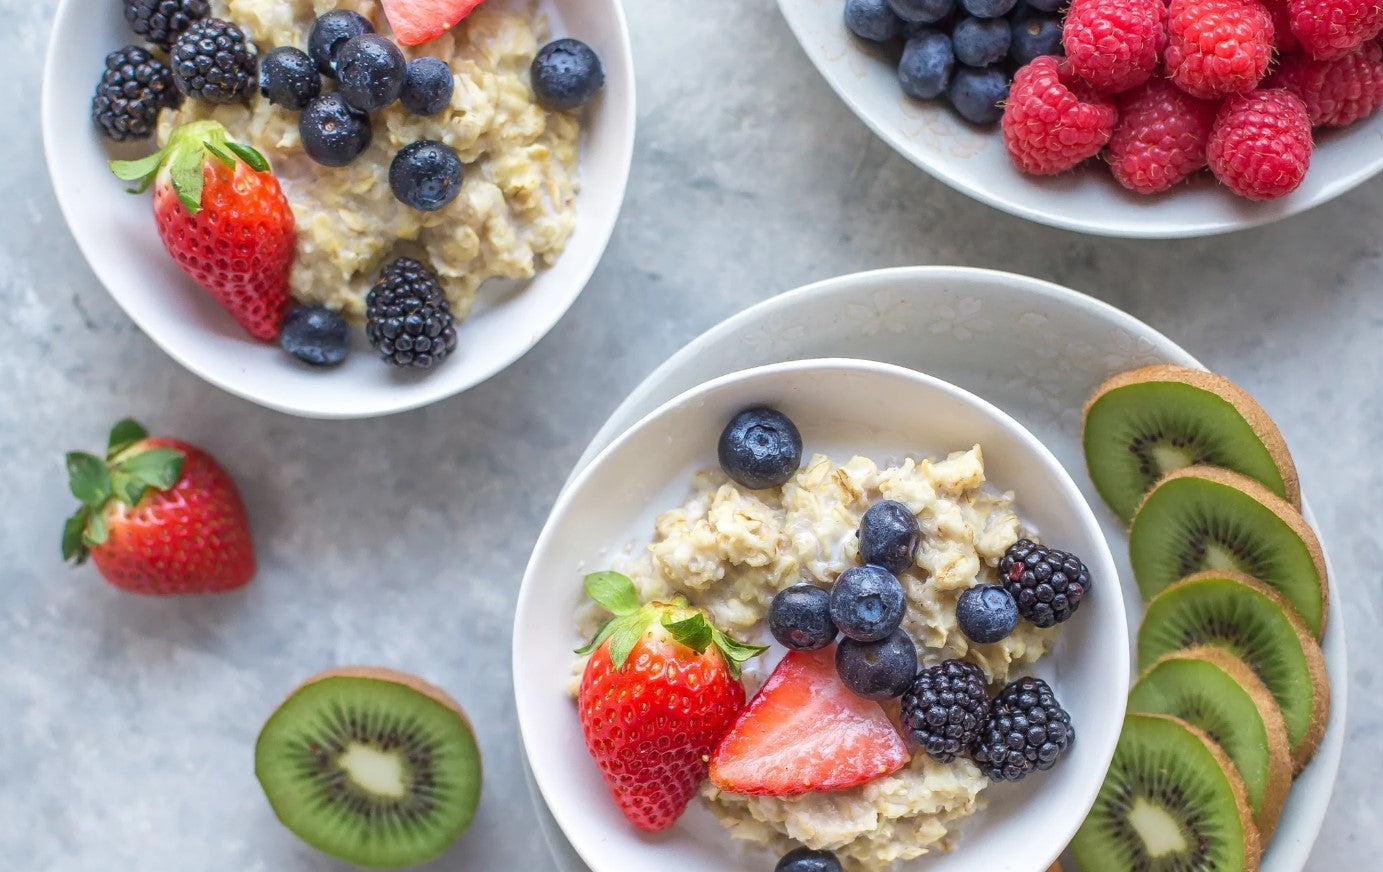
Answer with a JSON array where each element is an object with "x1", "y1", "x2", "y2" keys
[
  {"x1": 1129, "y1": 647, "x2": 1292, "y2": 837},
  {"x1": 1128, "y1": 466, "x2": 1328, "y2": 638},
  {"x1": 1083, "y1": 365, "x2": 1299, "y2": 524},
  {"x1": 1071, "y1": 712, "x2": 1261, "y2": 872},
  {"x1": 255, "y1": 667, "x2": 482, "y2": 868},
  {"x1": 1138, "y1": 572, "x2": 1330, "y2": 771}
]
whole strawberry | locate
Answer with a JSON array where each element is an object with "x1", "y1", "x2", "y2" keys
[
  {"x1": 1107, "y1": 79, "x2": 1221, "y2": 195},
  {"x1": 1208, "y1": 89, "x2": 1314, "y2": 199},
  {"x1": 1003, "y1": 56, "x2": 1119, "y2": 176},
  {"x1": 576, "y1": 572, "x2": 764, "y2": 832},
  {"x1": 1286, "y1": 0, "x2": 1383, "y2": 60},
  {"x1": 1274, "y1": 40, "x2": 1383, "y2": 126},
  {"x1": 1063, "y1": 0, "x2": 1168, "y2": 93},
  {"x1": 1165, "y1": 0, "x2": 1276, "y2": 98},
  {"x1": 63, "y1": 419, "x2": 255, "y2": 595},
  {"x1": 110, "y1": 120, "x2": 295, "y2": 341}
]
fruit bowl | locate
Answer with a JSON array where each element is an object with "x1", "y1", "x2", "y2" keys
[
  {"x1": 41, "y1": 0, "x2": 635, "y2": 418},
  {"x1": 777, "y1": 0, "x2": 1383, "y2": 238},
  {"x1": 513, "y1": 358, "x2": 1127, "y2": 872}
]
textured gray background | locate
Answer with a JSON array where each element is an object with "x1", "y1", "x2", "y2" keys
[{"x1": 2, "y1": 0, "x2": 1378, "y2": 869}]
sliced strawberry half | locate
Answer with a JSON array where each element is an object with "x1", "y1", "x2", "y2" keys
[
  {"x1": 381, "y1": 0, "x2": 487, "y2": 46},
  {"x1": 709, "y1": 646, "x2": 909, "y2": 796}
]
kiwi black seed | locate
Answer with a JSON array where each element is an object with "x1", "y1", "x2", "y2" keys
[
  {"x1": 1128, "y1": 465, "x2": 1328, "y2": 639},
  {"x1": 1082, "y1": 365, "x2": 1300, "y2": 524},
  {"x1": 1071, "y1": 712, "x2": 1261, "y2": 872},
  {"x1": 1129, "y1": 647, "x2": 1292, "y2": 837},
  {"x1": 1137, "y1": 572, "x2": 1330, "y2": 772},
  {"x1": 254, "y1": 667, "x2": 482, "y2": 868}
]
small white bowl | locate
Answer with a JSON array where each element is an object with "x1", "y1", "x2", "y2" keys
[
  {"x1": 513, "y1": 358, "x2": 1127, "y2": 872},
  {"x1": 777, "y1": 0, "x2": 1383, "y2": 238},
  {"x1": 41, "y1": 0, "x2": 635, "y2": 418}
]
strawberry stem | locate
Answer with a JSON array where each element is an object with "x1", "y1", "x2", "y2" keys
[{"x1": 108, "y1": 120, "x2": 272, "y2": 216}]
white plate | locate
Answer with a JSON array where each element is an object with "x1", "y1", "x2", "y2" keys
[
  {"x1": 776, "y1": 0, "x2": 1383, "y2": 239},
  {"x1": 530, "y1": 267, "x2": 1346, "y2": 871},
  {"x1": 41, "y1": 0, "x2": 635, "y2": 418},
  {"x1": 514, "y1": 358, "x2": 1127, "y2": 872}
]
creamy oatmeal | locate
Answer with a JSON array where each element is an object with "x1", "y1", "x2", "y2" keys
[
  {"x1": 574, "y1": 447, "x2": 1058, "y2": 871},
  {"x1": 159, "y1": 0, "x2": 580, "y2": 319}
]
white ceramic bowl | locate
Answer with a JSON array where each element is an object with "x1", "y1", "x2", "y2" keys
[
  {"x1": 514, "y1": 357, "x2": 1127, "y2": 872},
  {"x1": 777, "y1": 0, "x2": 1383, "y2": 238},
  {"x1": 41, "y1": 0, "x2": 635, "y2": 418}
]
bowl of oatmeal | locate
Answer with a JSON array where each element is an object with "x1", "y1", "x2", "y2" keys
[
  {"x1": 513, "y1": 358, "x2": 1127, "y2": 872},
  {"x1": 42, "y1": 0, "x2": 634, "y2": 417}
]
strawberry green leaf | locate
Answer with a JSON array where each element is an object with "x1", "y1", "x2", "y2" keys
[
  {"x1": 203, "y1": 141, "x2": 237, "y2": 168},
  {"x1": 83, "y1": 510, "x2": 109, "y2": 547},
  {"x1": 66, "y1": 452, "x2": 111, "y2": 508},
  {"x1": 662, "y1": 612, "x2": 713, "y2": 654},
  {"x1": 710, "y1": 627, "x2": 768, "y2": 680},
  {"x1": 169, "y1": 143, "x2": 206, "y2": 215},
  {"x1": 62, "y1": 507, "x2": 91, "y2": 564},
  {"x1": 607, "y1": 621, "x2": 646, "y2": 671},
  {"x1": 224, "y1": 140, "x2": 269, "y2": 173},
  {"x1": 111, "y1": 447, "x2": 183, "y2": 505},
  {"x1": 109, "y1": 149, "x2": 167, "y2": 190},
  {"x1": 584, "y1": 571, "x2": 640, "y2": 616},
  {"x1": 574, "y1": 615, "x2": 623, "y2": 657},
  {"x1": 107, "y1": 418, "x2": 148, "y2": 458}
]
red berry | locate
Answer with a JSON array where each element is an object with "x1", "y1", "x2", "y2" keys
[
  {"x1": 1062, "y1": 0, "x2": 1168, "y2": 93},
  {"x1": 1273, "y1": 40, "x2": 1383, "y2": 126},
  {"x1": 1264, "y1": 0, "x2": 1302, "y2": 52},
  {"x1": 1165, "y1": 0, "x2": 1276, "y2": 98},
  {"x1": 1002, "y1": 56, "x2": 1119, "y2": 176},
  {"x1": 1286, "y1": 0, "x2": 1383, "y2": 60},
  {"x1": 380, "y1": 0, "x2": 485, "y2": 46},
  {"x1": 1207, "y1": 89, "x2": 1314, "y2": 200},
  {"x1": 1107, "y1": 79, "x2": 1221, "y2": 194}
]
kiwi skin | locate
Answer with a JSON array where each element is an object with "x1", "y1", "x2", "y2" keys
[
  {"x1": 1131, "y1": 465, "x2": 1329, "y2": 639},
  {"x1": 1143, "y1": 571, "x2": 1330, "y2": 773},
  {"x1": 1134, "y1": 647, "x2": 1292, "y2": 838},
  {"x1": 1083, "y1": 365, "x2": 1301, "y2": 522}
]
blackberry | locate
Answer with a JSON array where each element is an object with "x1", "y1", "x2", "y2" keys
[
  {"x1": 92, "y1": 46, "x2": 182, "y2": 142},
  {"x1": 900, "y1": 659, "x2": 990, "y2": 762},
  {"x1": 365, "y1": 258, "x2": 459, "y2": 369},
  {"x1": 123, "y1": 0, "x2": 209, "y2": 51},
  {"x1": 998, "y1": 539, "x2": 1091, "y2": 628},
  {"x1": 171, "y1": 18, "x2": 258, "y2": 103},
  {"x1": 972, "y1": 676, "x2": 1073, "y2": 782}
]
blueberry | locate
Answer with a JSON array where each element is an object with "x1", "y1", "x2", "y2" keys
[
  {"x1": 308, "y1": 9, "x2": 373, "y2": 78},
  {"x1": 531, "y1": 38, "x2": 605, "y2": 111},
  {"x1": 844, "y1": 0, "x2": 903, "y2": 41},
  {"x1": 961, "y1": 0, "x2": 1019, "y2": 17},
  {"x1": 952, "y1": 16, "x2": 1011, "y2": 66},
  {"x1": 830, "y1": 565, "x2": 906, "y2": 642},
  {"x1": 717, "y1": 407, "x2": 803, "y2": 490},
  {"x1": 259, "y1": 46, "x2": 320, "y2": 111},
  {"x1": 769, "y1": 584, "x2": 837, "y2": 651},
  {"x1": 299, "y1": 93, "x2": 372, "y2": 167},
  {"x1": 1009, "y1": 11, "x2": 1063, "y2": 65},
  {"x1": 899, "y1": 30, "x2": 955, "y2": 100},
  {"x1": 948, "y1": 66, "x2": 1009, "y2": 123},
  {"x1": 956, "y1": 584, "x2": 1020, "y2": 643},
  {"x1": 836, "y1": 629, "x2": 918, "y2": 700},
  {"x1": 400, "y1": 57, "x2": 455, "y2": 116},
  {"x1": 776, "y1": 847, "x2": 844, "y2": 872},
  {"x1": 888, "y1": 0, "x2": 955, "y2": 23},
  {"x1": 857, "y1": 500, "x2": 921, "y2": 575},
  {"x1": 389, "y1": 140, "x2": 464, "y2": 211},
  {"x1": 280, "y1": 305, "x2": 350, "y2": 367},
  {"x1": 336, "y1": 34, "x2": 407, "y2": 112}
]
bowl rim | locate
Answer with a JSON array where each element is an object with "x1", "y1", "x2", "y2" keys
[
  {"x1": 513, "y1": 355, "x2": 1129, "y2": 872},
  {"x1": 39, "y1": 0, "x2": 637, "y2": 419}
]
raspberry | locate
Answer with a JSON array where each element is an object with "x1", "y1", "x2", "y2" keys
[
  {"x1": 1273, "y1": 40, "x2": 1383, "y2": 125},
  {"x1": 1002, "y1": 56, "x2": 1118, "y2": 175},
  {"x1": 1286, "y1": 0, "x2": 1383, "y2": 60},
  {"x1": 1264, "y1": 0, "x2": 1302, "y2": 52},
  {"x1": 1062, "y1": 0, "x2": 1168, "y2": 93},
  {"x1": 1165, "y1": 0, "x2": 1276, "y2": 98},
  {"x1": 1107, "y1": 79, "x2": 1220, "y2": 194},
  {"x1": 1207, "y1": 89, "x2": 1314, "y2": 200}
]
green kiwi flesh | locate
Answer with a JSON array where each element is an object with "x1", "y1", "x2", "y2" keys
[
  {"x1": 1128, "y1": 467, "x2": 1326, "y2": 638},
  {"x1": 1137, "y1": 573, "x2": 1329, "y2": 770},
  {"x1": 255, "y1": 670, "x2": 482, "y2": 868},
  {"x1": 1071, "y1": 713, "x2": 1260, "y2": 872},
  {"x1": 1082, "y1": 367, "x2": 1298, "y2": 524}
]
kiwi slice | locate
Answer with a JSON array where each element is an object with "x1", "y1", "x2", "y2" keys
[
  {"x1": 1128, "y1": 466, "x2": 1328, "y2": 638},
  {"x1": 1083, "y1": 365, "x2": 1299, "y2": 524},
  {"x1": 1129, "y1": 647, "x2": 1292, "y2": 837},
  {"x1": 1138, "y1": 572, "x2": 1329, "y2": 771},
  {"x1": 1072, "y1": 712, "x2": 1261, "y2": 872},
  {"x1": 255, "y1": 667, "x2": 482, "y2": 868}
]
